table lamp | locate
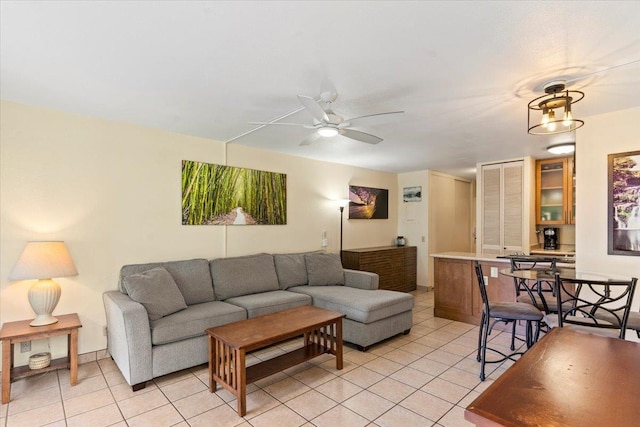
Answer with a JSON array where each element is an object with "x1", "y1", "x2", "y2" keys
[{"x1": 9, "y1": 241, "x2": 78, "y2": 326}]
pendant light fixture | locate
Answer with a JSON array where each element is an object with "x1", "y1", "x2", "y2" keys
[{"x1": 528, "y1": 81, "x2": 584, "y2": 135}]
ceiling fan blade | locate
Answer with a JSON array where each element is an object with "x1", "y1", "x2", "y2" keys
[
  {"x1": 342, "y1": 111, "x2": 405, "y2": 127},
  {"x1": 299, "y1": 133, "x2": 322, "y2": 146},
  {"x1": 338, "y1": 129, "x2": 383, "y2": 144},
  {"x1": 249, "y1": 122, "x2": 307, "y2": 127},
  {"x1": 297, "y1": 95, "x2": 330, "y2": 123}
]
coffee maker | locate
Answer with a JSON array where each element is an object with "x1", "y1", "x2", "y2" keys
[{"x1": 543, "y1": 227, "x2": 559, "y2": 250}]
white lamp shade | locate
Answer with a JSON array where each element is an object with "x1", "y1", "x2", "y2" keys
[
  {"x1": 9, "y1": 241, "x2": 77, "y2": 327},
  {"x1": 9, "y1": 241, "x2": 78, "y2": 280}
]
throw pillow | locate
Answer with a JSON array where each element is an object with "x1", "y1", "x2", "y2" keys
[
  {"x1": 123, "y1": 267, "x2": 188, "y2": 320},
  {"x1": 305, "y1": 252, "x2": 345, "y2": 286}
]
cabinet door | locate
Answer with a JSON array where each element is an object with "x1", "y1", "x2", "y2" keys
[
  {"x1": 481, "y1": 164, "x2": 502, "y2": 254},
  {"x1": 567, "y1": 156, "x2": 575, "y2": 224},
  {"x1": 481, "y1": 161, "x2": 524, "y2": 255},
  {"x1": 502, "y1": 161, "x2": 524, "y2": 253},
  {"x1": 536, "y1": 158, "x2": 568, "y2": 225}
]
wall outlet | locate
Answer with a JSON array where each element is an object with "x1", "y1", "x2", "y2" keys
[
  {"x1": 483, "y1": 276, "x2": 489, "y2": 286},
  {"x1": 20, "y1": 341, "x2": 31, "y2": 353},
  {"x1": 490, "y1": 267, "x2": 498, "y2": 278}
]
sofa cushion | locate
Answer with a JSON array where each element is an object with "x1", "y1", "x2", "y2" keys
[
  {"x1": 274, "y1": 253, "x2": 307, "y2": 289},
  {"x1": 289, "y1": 286, "x2": 413, "y2": 324},
  {"x1": 150, "y1": 301, "x2": 246, "y2": 345},
  {"x1": 119, "y1": 259, "x2": 215, "y2": 305},
  {"x1": 123, "y1": 267, "x2": 188, "y2": 321},
  {"x1": 226, "y1": 290, "x2": 312, "y2": 318},
  {"x1": 210, "y1": 253, "x2": 280, "y2": 300},
  {"x1": 305, "y1": 252, "x2": 344, "y2": 286}
]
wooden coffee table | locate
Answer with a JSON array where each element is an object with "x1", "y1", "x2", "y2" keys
[{"x1": 206, "y1": 305, "x2": 344, "y2": 416}]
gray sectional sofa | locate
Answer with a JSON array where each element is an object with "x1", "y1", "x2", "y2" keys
[{"x1": 102, "y1": 251, "x2": 414, "y2": 390}]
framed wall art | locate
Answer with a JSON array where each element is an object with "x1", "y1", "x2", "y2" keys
[
  {"x1": 348, "y1": 185, "x2": 389, "y2": 219},
  {"x1": 403, "y1": 186, "x2": 422, "y2": 202},
  {"x1": 182, "y1": 160, "x2": 287, "y2": 225},
  {"x1": 607, "y1": 150, "x2": 640, "y2": 256}
]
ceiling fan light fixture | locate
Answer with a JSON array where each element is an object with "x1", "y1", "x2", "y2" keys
[
  {"x1": 318, "y1": 126, "x2": 338, "y2": 137},
  {"x1": 528, "y1": 81, "x2": 584, "y2": 136},
  {"x1": 547, "y1": 142, "x2": 575, "y2": 155}
]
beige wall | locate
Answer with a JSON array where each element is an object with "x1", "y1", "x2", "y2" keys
[
  {"x1": 0, "y1": 101, "x2": 397, "y2": 360},
  {"x1": 576, "y1": 106, "x2": 640, "y2": 342},
  {"x1": 397, "y1": 171, "x2": 429, "y2": 287}
]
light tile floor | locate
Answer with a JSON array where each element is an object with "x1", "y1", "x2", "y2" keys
[{"x1": 0, "y1": 289, "x2": 525, "y2": 427}]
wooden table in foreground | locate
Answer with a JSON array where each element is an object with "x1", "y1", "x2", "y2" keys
[
  {"x1": 206, "y1": 306, "x2": 344, "y2": 417},
  {"x1": 465, "y1": 327, "x2": 640, "y2": 427},
  {"x1": 1, "y1": 313, "x2": 82, "y2": 404}
]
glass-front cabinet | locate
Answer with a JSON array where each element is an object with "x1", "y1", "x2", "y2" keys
[{"x1": 536, "y1": 156, "x2": 575, "y2": 225}]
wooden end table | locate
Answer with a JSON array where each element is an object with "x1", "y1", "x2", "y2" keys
[
  {"x1": 206, "y1": 306, "x2": 344, "y2": 416},
  {"x1": 1, "y1": 313, "x2": 82, "y2": 404}
]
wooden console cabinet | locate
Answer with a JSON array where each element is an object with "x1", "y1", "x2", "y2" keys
[{"x1": 342, "y1": 246, "x2": 417, "y2": 292}]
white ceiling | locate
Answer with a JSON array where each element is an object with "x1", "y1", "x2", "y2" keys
[{"x1": 2, "y1": 1, "x2": 639, "y2": 178}]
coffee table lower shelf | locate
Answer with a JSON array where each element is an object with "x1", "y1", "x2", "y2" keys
[
  {"x1": 206, "y1": 306, "x2": 344, "y2": 417},
  {"x1": 246, "y1": 342, "x2": 328, "y2": 383}
]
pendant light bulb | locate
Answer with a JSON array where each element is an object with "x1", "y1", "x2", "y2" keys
[
  {"x1": 547, "y1": 110, "x2": 556, "y2": 132},
  {"x1": 563, "y1": 104, "x2": 573, "y2": 127},
  {"x1": 541, "y1": 108, "x2": 549, "y2": 127}
]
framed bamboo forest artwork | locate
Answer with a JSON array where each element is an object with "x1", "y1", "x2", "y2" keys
[
  {"x1": 608, "y1": 150, "x2": 640, "y2": 255},
  {"x1": 182, "y1": 160, "x2": 287, "y2": 225}
]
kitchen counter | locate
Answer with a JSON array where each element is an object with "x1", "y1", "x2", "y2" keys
[
  {"x1": 431, "y1": 252, "x2": 573, "y2": 325},
  {"x1": 529, "y1": 244, "x2": 575, "y2": 257},
  {"x1": 431, "y1": 251, "x2": 575, "y2": 268}
]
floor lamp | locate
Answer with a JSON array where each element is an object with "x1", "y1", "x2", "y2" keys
[{"x1": 337, "y1": 199, "x2": 350, "y2": 262}]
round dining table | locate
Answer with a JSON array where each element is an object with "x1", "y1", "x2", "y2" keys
[{"x1": 499, "y1": 268, "x2": 632, "y2": 282}]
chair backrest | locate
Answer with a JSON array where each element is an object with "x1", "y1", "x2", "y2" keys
[
  {"x1": 509, "y1": 257, "x2": 557, "y2": 311},
  {"x1": 509, "y1": 256, "x2": 557, "y2": 273},
  {"x1": 554, "y1": 275, "x2": 638, "y2": 339},
  {"x1": 474, "y1": 261, "x2": 489, "y2": 310}
]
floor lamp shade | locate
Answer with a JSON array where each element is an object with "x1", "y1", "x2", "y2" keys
[{"x1": 9, "y1": 241, "x2": 78, "y2": 326}]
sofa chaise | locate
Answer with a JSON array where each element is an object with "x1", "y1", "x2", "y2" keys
[{"x1": 102, "y1": 251, "x2": 414, "y2": 390}]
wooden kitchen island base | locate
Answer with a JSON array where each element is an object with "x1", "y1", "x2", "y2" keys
[
  {"x1": 206, "y1": 306, "x2": 344, "y2": 417},
  {"x1": 433, "y1": 256, "x2": 517, "y2": 325}
]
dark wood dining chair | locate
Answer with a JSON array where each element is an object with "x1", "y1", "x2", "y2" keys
[
  {"x1": 552, "y1": 274, "x2": 637, "y2": 339},
  {"x1": 474, "y1": 262, "x2": 543, "y2": 381},
  {"x1": 509, "y1": 256, "x2": 557, "y2": 313}
]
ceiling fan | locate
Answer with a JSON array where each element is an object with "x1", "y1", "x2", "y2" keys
[{"x1": 249, "y1": 80, "x2": 404, "y2": 146}]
